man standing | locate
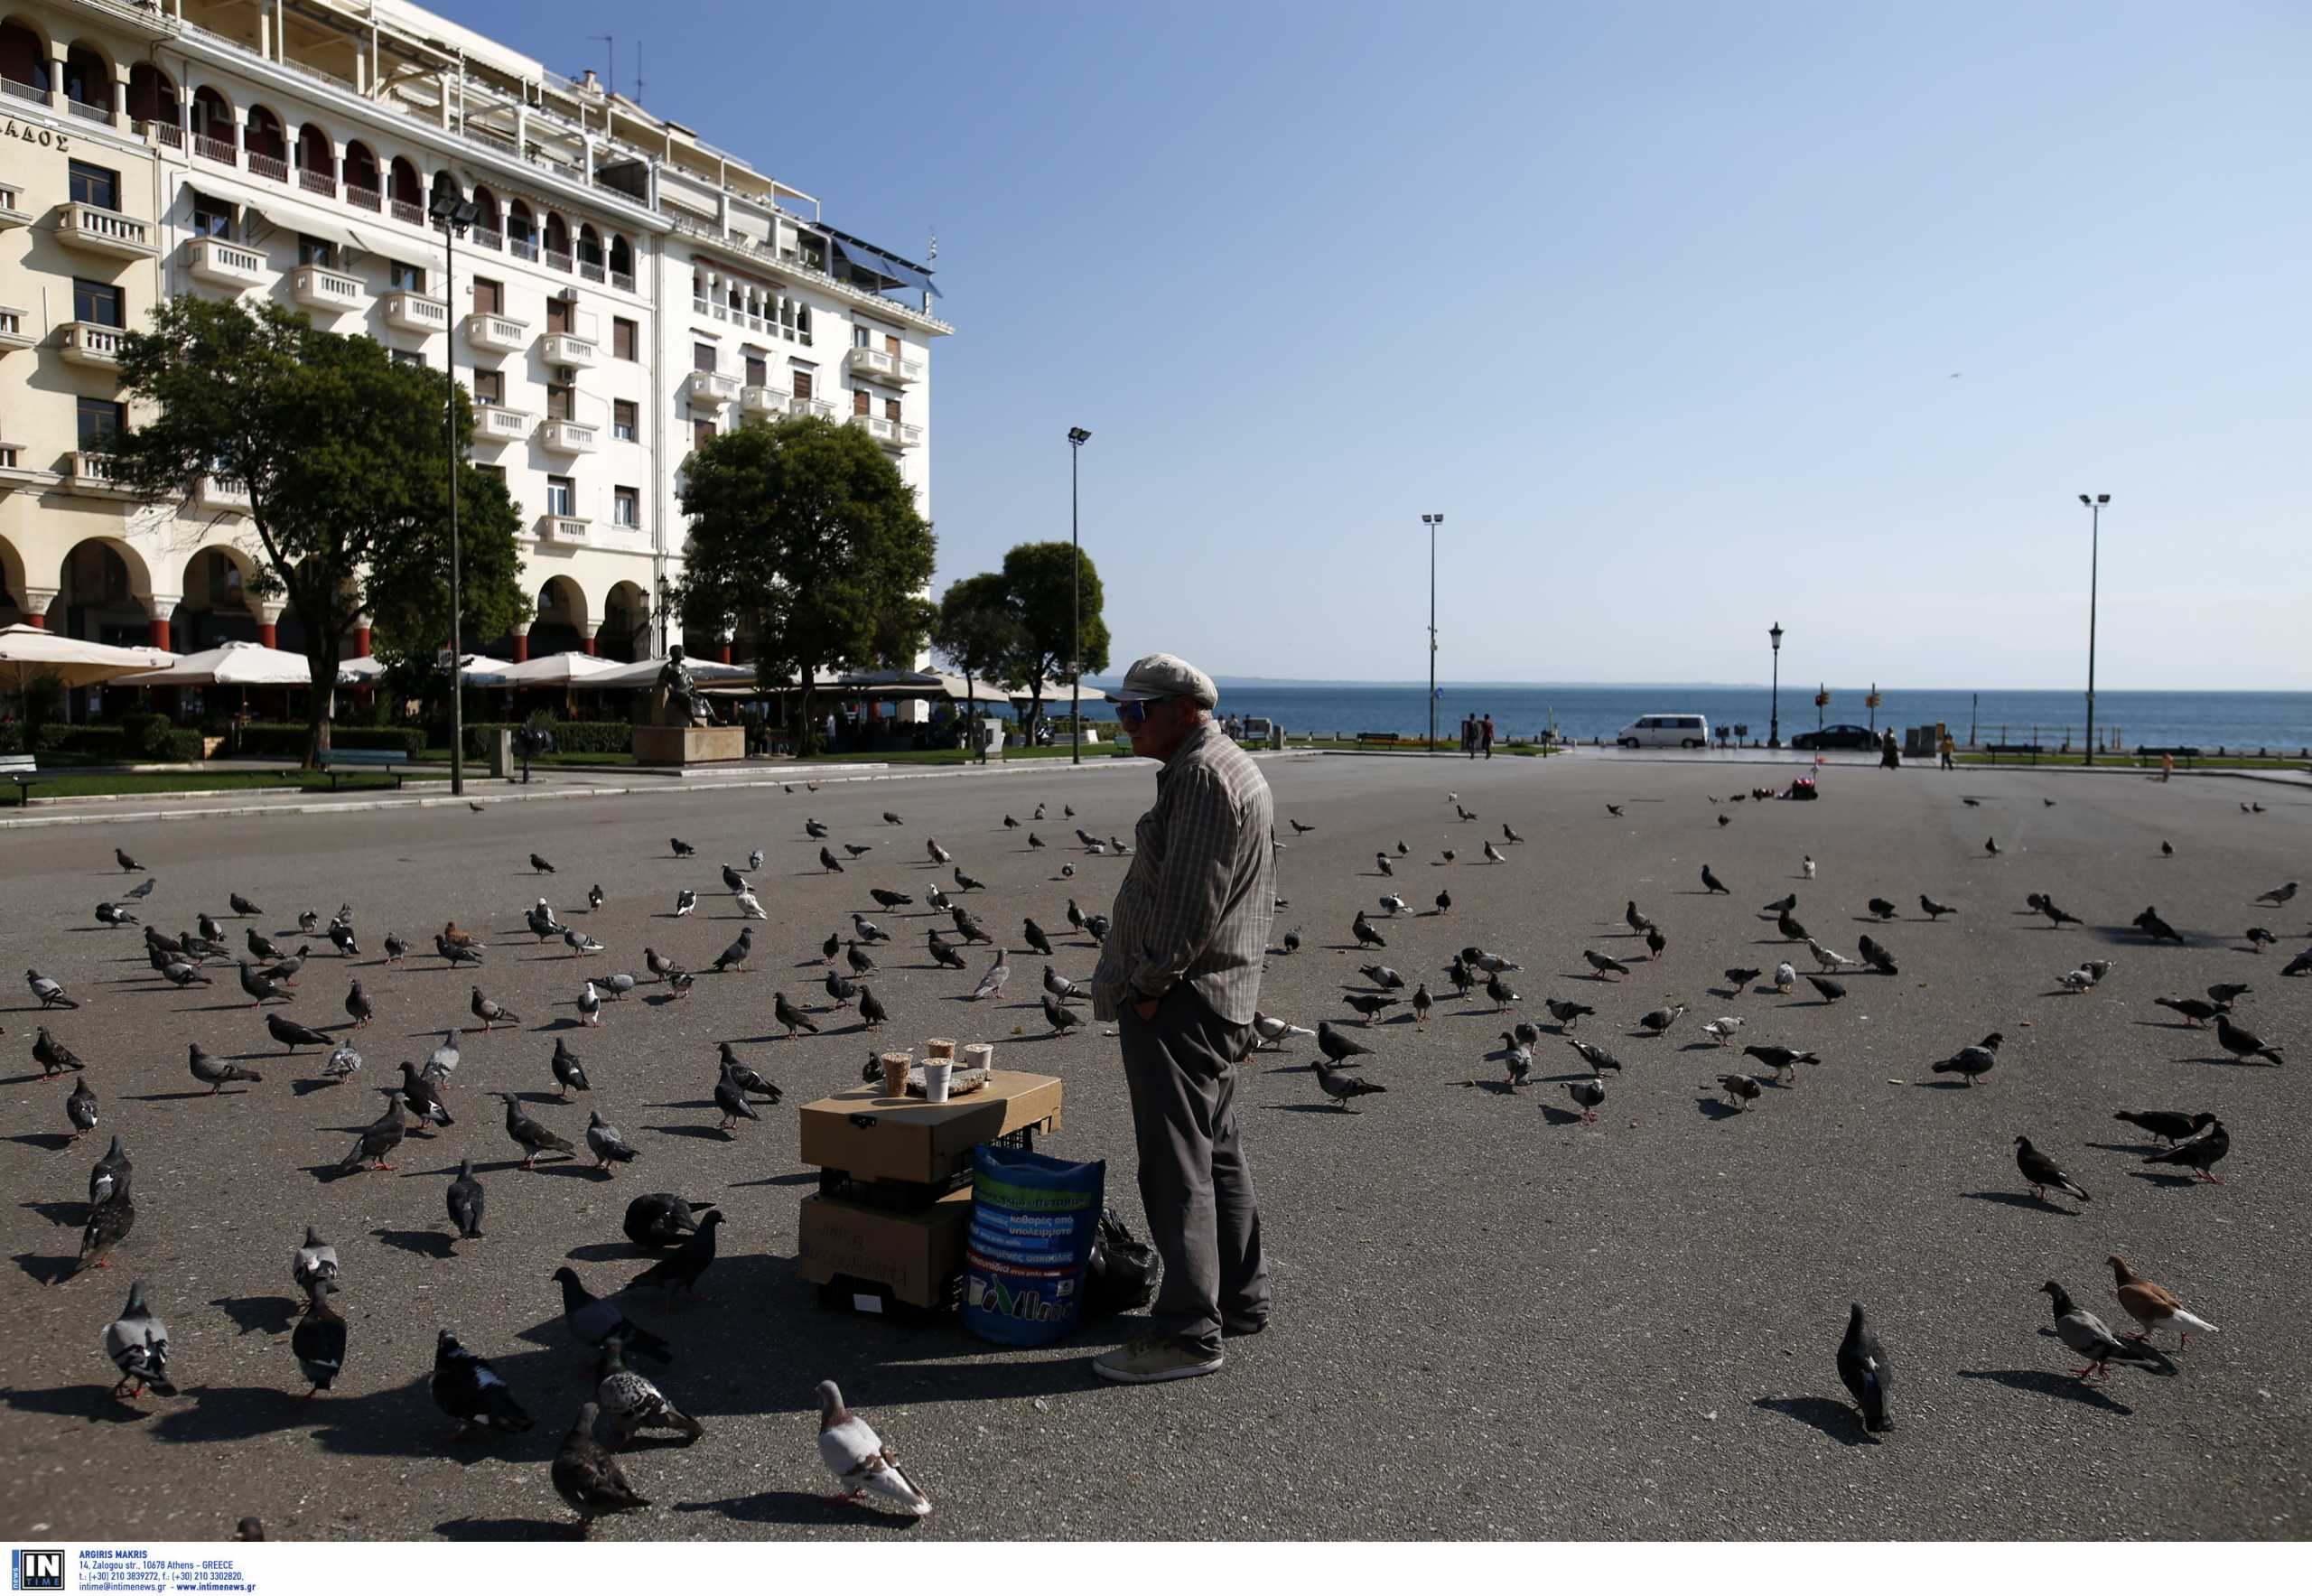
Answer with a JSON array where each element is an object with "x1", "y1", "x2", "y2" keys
[
  {"x1": 1090, "y1": 653, "x2": 1275, "y2": 1384},
  {"x1": 1481, "y1": 714, "x2": 1496, "y2": 760}
]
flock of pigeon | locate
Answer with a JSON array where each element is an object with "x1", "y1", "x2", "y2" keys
[{"x1": 25, "y1": 795, "x2": 1148, "y2": 1534}]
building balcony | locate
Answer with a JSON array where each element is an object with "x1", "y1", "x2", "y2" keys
[
  {"x1": 536, "y1": 513, "x2": 591, "y2": 545},
  {"x1": 54, "y1": 202, "x2": 157, "y2": 259},
  {"x1": 291, "y1": 266, "x2": 368, "y2": 314},
  {"x1": 741, "y1": 387, "x2": 836, "y2": 421},
  {"x1": 0, "y1": 184, "x2": 28, "y2": 229},
  {"x1": 539, "y1": 331, "x2": 598, "y2": 368},
  {"x1": 184, "y1": 236, "x2": 270, "y2": 290},
  {"x1": 681, "y1": 370, "x2": 741, "y2": 407},
  {"x1": 57, "y1": 322, "x2": 126, "y2": 369},
  {"x1": 464, "y1": 313, "x2": 528, "y2": 354},
  {"x1": 192, "y1": 475, "x2": 251, "y2": 512},
  {"x1": 844, "y1": 346, "x2": 923, "y2": 386},
  {"x1": 848, "y1": 413, "x2": 922, "y2": 451},
  {"x1": 474, "y1": 405, "x2": 534, "y2": 444},
  {"x1": 0, "y1": 306, "x2": 33, "y2": 351},
  {"x1": 61, "y1": 452, "x2": 134, "y2": 494},
  {"x1": 382, "y1": 291, "x2": 450, "y2": 335},
  {"x1": 536, "y1": 418, "x2": 599, "y2": 454}
]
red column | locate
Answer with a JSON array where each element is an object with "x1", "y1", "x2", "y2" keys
[
  {"x1": 23, "y1": 612, "x2": 42, "y2": 630},
  {"x1": 513, "y1": 632, "x2": 531, "y2": 663},
  {"x1": 149, "y1": 616, "x2": 172, "y2": 649},
  {"x1": 351, "y1": 625, "x2": 371, "y2": 658},
  {"x1": 716, "y1": 643, "x2": 732, "y2": 665},
  {"x1": 583, "y1": 635, "x2": 597, "y2": 657},
  {"x1": 256, "y1": 621, "x2": 277, "y2": 649}
]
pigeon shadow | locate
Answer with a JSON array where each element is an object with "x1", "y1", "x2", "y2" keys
[
  {"x1": 434, "y1": 1517, "x2": 583, "y2": 1542},
  {"x1": 126, "y1": 1089, "x2": 247, "y2": 1102},
  {"x1": 1752, "y1": 1395, "x2": 1876, "y2": 1446},
  {"x1": 1538, "y1": 1106, "x2": 1587, "y2": 1126},
  {"x1": 20, "y1": 1199, "x2": 85, "y2": 1227},
  {"x1": 372, "y1": 1227, "x2": 458, "y2": 1260},
  {"x1": 2128, "y1": 1170, "x2": 2207, "y2": 1190},
  {"x1": 292, "y1": 1078, "x2": 354, "y2": 1097},
  {"x1": 645, "y1": 1125, "x2": 738, "y2": 1142},
  {"x1": 1, "y1": 1382, "x2": 153, "y2": 1424},
  {"x1": 14, "y1": 1251, "x2": 82, "y2": 1285},
  {"x1": 1961, "y1": 1191, "x2": 2082, "y2": 1215},
  {"x1": 1954, "y1": 1368, "x2": 2132, "y2": 1414},
  {"x1": 1696, "y1": 1097, "x2": 1746, "y2": 1120},
  {"x1": 563, "y1": 1241, "x2": 646, "y2": 1264},
  {"x1": 1264, "y1": 1103, "x2": 1356, "y2": 1115},
  {"x1": 669, "y1": 1491, "x2": 923, "y2": 1532},
  {"x1": 5, "y1": 1132, "x2": 77, "y2": 1153},
  {"x1": 210, "y1": 1293, "x2": 301, "y2": 1335}
]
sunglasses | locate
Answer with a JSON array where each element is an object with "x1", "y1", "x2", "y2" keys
[{"x1": 1117, "y1": 696, "x2": 1173, "y2": 726}]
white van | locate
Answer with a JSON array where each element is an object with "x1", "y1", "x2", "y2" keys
[{"x1": 1616, "y1": 713, "x2": 1711, "y2": 749}]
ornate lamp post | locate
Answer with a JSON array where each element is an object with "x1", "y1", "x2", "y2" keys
[
  {"x1": 2078, "y1": 493, "x2": 2109, "y2": 765},
  {"x1": 1767, "y1": 622, "x2": 1784, "y2": 748},
  {"x1": 1422, "y1": 512, "x2": 1443, "y2": 751}
]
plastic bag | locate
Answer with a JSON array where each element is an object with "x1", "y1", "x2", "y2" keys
[{"x1": 1083, "y1": 1206, "x2": 1161, "y2": 1318}]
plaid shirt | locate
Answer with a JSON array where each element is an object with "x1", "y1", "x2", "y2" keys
[{"x1": 1092, "y1": 719, "x2": 1276, "y2": 1025}]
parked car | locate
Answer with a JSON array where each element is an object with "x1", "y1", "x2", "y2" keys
[
  {"x1": 1615, "y1": 714, "x2": 1712, "y2": 749},
  {"x1": 1791, "y1": 723, "x2": 1879, "y2": 751}
]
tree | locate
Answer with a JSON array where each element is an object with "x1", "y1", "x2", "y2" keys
[
  {"x1": 110, "y1": 296, "x2": 521, "y2": 763},
  {"x1": 676, "y1": 415, "x2": 935, "y2": 754},
  {"x1": 365, "y1": 468, "x2": 527, "y2": 702},
  {"x1": 996, "y1": 541, "x2": 1109, "y2": 731},
  {"x1": 932, "y1": 572, "x2": 1025, "y2": 756}
]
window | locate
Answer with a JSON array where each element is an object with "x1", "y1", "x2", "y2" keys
[
  {"x1": 390, "y1": 349, "x2": 425, "y2": 368},
  {"x1": 613, "y1": 399, "x2": 638, "y2": 442},
  {"x1": 613, "y1": 317, "x2": 638, "y2": 360},
  {"x1": 298, "y1": 235, "x2": 333, "y2": 268},
  {"x1": 474, "y1": 462, "x2": 505, "y2": 485},
  {"x1": 693, "y1": 341, "x2": 715, "y2": 374},
  {"x1": 884, "y1": 397, "x2": 901, "y2": 423},
  {"x1": 692, "y1": 418, "x2": 717, "y2": 450},
  {"x1": 853, "y1": 389, "x2": 870, "y2": 416},
  {"x1": 884, "y1": 333, "x2": 900, "y2": 357},
  {"x1": 471, "y1": 369, "x2": 504, "y2": 406},
  {"x1": 792, "y1": 369, "x2": 814, "y2": 399},
  {"x1": 472, "y1": 277, "x2": 504, "y2": 315},
  {"x1": 73, "y1": 278, "x2": 124, "y2": 328},
  {"x1": 77, "y1": 397, "x2": 126, "y2": 450},
  {"x1": 388, "y1": 261, "x2": 424, "y2": 294},
  {"x1": 191, "y1": 192, "x2": 232, "y2": 240},
  {"x1": 545, "y1": 296, "x2": 572, "y2": 335},
  {"x1": 745, "y1": 353, "x2": 767, "y2": 387},
  {"x1": 614, "y1": 487, "x2": 639, "y2": 527},
  {"x1": 545, "y1": 476, "x2": 573, "y2": 517},
  {"x1": 853, "y1": 324, "x2": 871, "y2": 350},
  {"x1": 69, "y1": 161, "x2": 121, "y2": 211},
  {"x1": 545, "y1": 381, "x2": 574, "y2": 422}
]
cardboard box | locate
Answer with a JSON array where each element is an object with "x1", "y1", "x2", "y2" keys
[
  {"x1": 797, "y1": 1187, "x2": 973, "y2": 1309},
  {"x1": 797, "y1": 1069, "x2": 1063, "y2": 1187}
]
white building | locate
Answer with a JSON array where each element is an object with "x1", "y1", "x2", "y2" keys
[{"x1": 0, "y1": 0, "x2": 946, "y2": 664}]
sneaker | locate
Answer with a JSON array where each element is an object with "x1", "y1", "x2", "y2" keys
[
  {"x1": 1223, "y1": 1315, "x2": 1267, "y2": 1338},
  {"x1": 1092, "y1": 1333, "x2": 1225, "y2": 1385}
]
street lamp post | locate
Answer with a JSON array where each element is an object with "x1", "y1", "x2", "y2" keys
[
  {"x1": 1422, "y1": 513, "x2": 1443, "y2": 751},
  {"x1": 429, "y1": 190, "x2": 480, "y2": 796},
  {"x1": 1768, "y1": 622, "x2": 1784, "y2": 748},
  {"x1": 2078, "y1": 493, "x2": 2109, "y2": 766},
  {"x1": 1067, "y1": 427, "x2": 1091, "y2": 765}
]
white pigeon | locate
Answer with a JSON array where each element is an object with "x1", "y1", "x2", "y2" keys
[
  {"x1": 1251, "y1": 1012, "x2": 1314, "y2": 1050},
  {"x1": 1773, "y1": 961, "x2": 1797, "y2": 994},
  {"x1": 577, "y1": 981, "x2": 602, "y2": 1027},
  {"x1": 2056, "y1": 968, "x2": 2096, "y2": 992},
  {"x1": 927, "y1": 837, "x2": 952, "y2": 864},
  {"x1": 1379, "y1": 894, "x2": 1410, "y2": 916},
  {"x1": 926, "y1": 885, "x2": 952, "y2": 911},
  {"x1": 1805, "y1": 938, "x2": 1854, "y2": 972},
  {"x1": 735, "y1": 888, "x2": 767, "y2": 920},
  {"x1": 2081, "y1": 959, "x2": 2114, "y2": 985},
  {"x1": 747, "y1": 848, "x2": 765, "y2": 873},
  {"x1": 1700, "y1": 1016, "x2": 1744, "y2": 1046},
  {"x1": 674, "y1": 889, "x2": 696, "y2": 917},
  {"x1": 816, "y1": 1380, "x2": 930, "y2": 1517},
  {"x1": 1802, "y1": 855, "x2": 1816, "y2": 880},
  {"x1": 422, "y1": 1029, "x2": 460, "y2": 1082},
  {"x1": 322, "y1": 1041, "x2": 363, "y2": 1079},
  {"x1": 1482, "y1": 840, "x2": 1506, "y2": 863}
]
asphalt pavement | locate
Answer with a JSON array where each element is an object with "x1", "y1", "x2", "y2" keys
[{"x1": 2, "y1": 751, "x2": 2307, "y2": 1540}]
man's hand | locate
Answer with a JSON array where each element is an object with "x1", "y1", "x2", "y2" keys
[{"x1": 1133, "y1": 997, "x2": 1161, "y2": 1022}]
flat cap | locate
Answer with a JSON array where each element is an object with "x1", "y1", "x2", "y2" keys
[{"x1": 1114, "y1": 652, "x2": 1217, "y2": 707}]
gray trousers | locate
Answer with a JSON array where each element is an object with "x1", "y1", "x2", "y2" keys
[{"x1": 1119, "y1": 985, "x2": 1271, "y2": 1358}]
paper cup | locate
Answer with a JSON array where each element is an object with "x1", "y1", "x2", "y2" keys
[
  {"x1": 924, "y1": 1037, "x2": 956, "y2": 1061},
  {"x1": 963, "y1": 1041, "x2": 994, "y2": 1073},
  {"x1": 921, "y1": 1060, "x2": 954, "y2": 1104},
  {"x1": 879, "y1": 1050, "x2": 912, "y2": 1098}
]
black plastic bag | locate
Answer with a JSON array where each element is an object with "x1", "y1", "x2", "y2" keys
[{"x1": 1083, "y1": 1206, "x2": 1160, "y2": 1317}]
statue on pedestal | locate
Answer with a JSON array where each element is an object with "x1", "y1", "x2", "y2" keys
[{"x1": 651, "y1": 647, "x2": 715, "y2": 727}]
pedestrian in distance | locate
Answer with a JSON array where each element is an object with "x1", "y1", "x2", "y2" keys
[
  {"x1": 1481, "y1": 714, "x2": 1495, "y2": 760},
  {"x1": 1880, "y1": 728, "x2": 1900, "y2": 770},
  {"x1": 1939, "y1": 731, "x2": 1955, "y2": 770},
  {"x1": 1089, "y1": 654, "x2": 1275, "y2": 1386}
]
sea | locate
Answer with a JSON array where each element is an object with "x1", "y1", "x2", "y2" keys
[{"x1": 1096, "y1": 684, "x2": 2312, "y2": 752}]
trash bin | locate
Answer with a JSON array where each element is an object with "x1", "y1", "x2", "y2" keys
[
  {"x1": 962, "y1": 1143, "x2": 1104, "y2": 1347},
  {"x1": 488, "y1": 729, "x2": 514, "y2": 779}
]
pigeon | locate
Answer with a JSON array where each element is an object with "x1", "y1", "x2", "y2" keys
[
  {"x1": 95, "y1": 901, "x2": 137, "y2": 928},
  {"x1": 89, "y1": 1134, "x2": 130, "y2": 1206},
  {"x1": 527, "y1": 901, "x2": 563, "y2": 943},
  {"x1": 1251, "y1": 1013, "x2": 1314, "y2": 1050},
  {"x1": 291, "y1": 1225, "x2": 340, "y2": 1294},
  {"x1": 1645, "y1": 926, "x2": 1666, "y2": 959},
  {"x1": 2112, "y1": 1109, "x2": 2214, "y2": 1147},
  {"x1": 292, "y1": 1282, "x2": 348, "y2": 1397},
  {"x1": 1636, "y1": 1003, "x2": 1687, "y2": 1037},
  {"x1": 2035, "y1": 897, "x2": 2083, "y2": 929},
  {"x1": 1804, "y1": 975, "x2": 1847, "y2": 1003},
  {"x1": 1716, "y1": 1073, "x2": 1763, "y2": 1109},
  {"x1": 1376, "y1": 853, "x2": 1395, "y2": 878},
  {"x1": 327, "y1": 919, "x2": 359, "y2": 958},
  {"x1": 2246, "y1": 926, "x2": 2278, "y2": 951},
  {"x1": 1358, "y1": 964, "x2": 1407, "y2": 991},
  {"x1": 817, "y1": 1379, "x2": 931, "y2": 1517},
  {"x1": 266, "y1": 1012, "x2": 332, "y2": 1053},
  {"x1": 629, "y1": 1208, "x2": 723, "y2": 1301},
  {"x1": 2206, "y1": 982, "x2": 2250, "y2": 1004},
  {"x1": 1867, "y1": 898, "x2": 1897, "y2": 920},
  {"x1": 2056, "y1": 968, "x2": 2097, "y2": 993},
  {"x1": 2133, "y1": 906, "x2": 2184, "y2": 943},
  {"x1": 675, "y1": 890, "x2": 696, "y2": 917},
  {"x1": 818, "y1": 846, "x2": 845, "y2": 873},
  {"x1": 1434, "y1": 890, "x2": 1452, "y2": 915},
  {"x1": 434, "y1": 934, "x2": 483, "y2": 967},
  {"x1": 597, "y1": 1333, "x2": 704, "y2": 1449},
  {"x1": 1740, "y1": 1044, "x2": 1817, "y2": 1082},
  {"x1": 1544, "y1": 998, "x2": 1594, "y2": 1031},
  {"x1": 1837, "y1": 1303, "x2": 1893, "y2": 1434},
  {"x1": 2254, "y1": 882, "x2": 2298, "y2": 907},
  {"x1": 1626, "y1": 901, "x2": 1655, "y2": 936},
  {"x1": 470, "y1": 988, "x2": 520, "y2": 1031},
  {"x1": 341, "y1": 979, "x2": 375, "y2": 1031},
  {"x1": 1985, "y1": 837, "x2": 2000, "y2": 856},
  {"x1": 553, "y1": 1266, "x2": 672, "y2": 1363},
  {"x1": 1483, "y1": 840, "x2": 1506, "y2": 864},
  {"x1": 1606, "y1": 804, "x2": 1623, "y2": 818},
  {"x1": 1352, "y1": 912, "x2": 1388, "y2": 949},
  {"x1": 1022, "y1": 918, "x2": 1056, "y2": 958},
  {"x1": 955, "y1": 867, "x2": 985, "y2": 891},
  {"x1": 113, "y1": 846, "x2": 145, "y2": 873},
  {"x1": 1503, "y1": 824, "x2": 1524, "y2": 844},
  {"x1": 867, "y1": 890, "x2": 913, "y2": 914},
  {"x1": 1313, "y1": 1059, "x2": 1385, "y2": 1110},
  {"x1": 712, "y1": 928, "x2": 754, "y2": 973},
  {"x1": 1568, "y1": 1038, "x2": 1624, "y2": 1074},
  {"x1": 561, "y1": 924, "x2": 607, "y2": 958},
  {"x1": 103, "y1": 1281, "x2": 175, "y2": 1398},
  {"x1": 448, "y1": 1159, "x2": 486, "y2": 1241},
  {"x1": 972, "y1": 949, "x2": 1012, "y2": 1002},
  {"x1": 773, "y1": 992, "x2": 820, "y2": 1039},
  {"x1": 1717, "y1": 814, "x2": 1731, "y2": 826},
  {"x1": 1565, "y1": 1075, "x2": 1606, "y2": 1121},
  {"x1": 1582, "y1": 950, "x2": 1628, "y2": 980},
  {"x1": 1802, "y1": 854, "x2": 1816, "y2": 880},
  {"x1": 670, "y1": 837, "x2": 696, "y2": 858},
  {"x1": 34, "y1": 1026, "x2": 85, "y2": 1079},
  {"x1": 1932, "y1": 1031, "x2": 2002, "y2": 1085},
  {"x1": 26, "y1": 970, "x2": 77, "y2": 1009},
  {"x1": 498, "y1": 1094, "x2": 576, "y2": 1168},
  {"x1": 395, "y1": 1061, "x2": 454, "y2": 1132},
  {"x1": 1701, "y1": 865, "x2": 1729, "y2": 895},
  {"x1": 1773, "y1": 962, "x2": 1796, "y2": 993},
  {"x1": 188, "y1": 1042, "x2": 261, "y2": 1093},
  {"x1": 1761, "y1": 893, "x2": 1797, "y2": 916},
  {"x1": 529, "y1": 853, "x2": 556, "y2": 874},
  {"x1": 224, "y1": 891, "x2": 260, "y2": 918},
  {"x1": 576, "y1": 981, "x2": 603, "y2": 1028},
  {"x1": 2143, "y1": 1118, "x2": 2230, "y2": 1182},
  {"x1": 1043, "y1": 966, "x2": 1091, "y2": 1005},
  {"x1": 1280, "y1": 927, "x2": 1301, "y2": 957},
  {"x1": 1341, "y1": 991, "x2": 1399, "y2": 1022},
  {"x1": 420, "y1": 1028, "x2": 461, "y2": 1084},
  {"x1": 1316, "y1": 1021, "x2": 1375, "y2": 1063},
  {"x1": 806, "y1": 818, "x2": 831, "y2": 839},
  {"x1": 2107, "y1": 1255, "x2": 2218, "y2": 1349},
  {"x1": 2153, "y1": 996, "x2": 2227, "y2": 1027},
  {"x1": 549, "y1": 1037, "x2": 592, "y2": 1100},
  {"x1": 1485, "y1": 972, "x2": 1521, "y2": 1011},
  {"x1": 334, "y1": 1097, "x2": 405, "y2": 1174},
  {"x1": 1700, "y1": 1017, "x2": 1743, "y2": 1047},
  {"x1": 1722, "y1": 966, "x2": 1762, "y2": 991},
  {"x1": 1410, "y1": 983, "x2": 1434, "y2": 1028},
  {"x1": 1499, "y1": 1031, "x2": 1533, "y2": 1088},
  {"x1": 2040, "y1": 1281, "x2": 2161, "y2": 1379},
  {"x1": 1856, "y1": 936, "x2": 1897, "y2": 975},
  {"x1": 66, "y1": 1078, "x2": 98, "y2": 1140},
  {"x1": 926, "y1": 930, "x2": 968, "y2": 971},
  {"x1": 1776, "y1": 910, "x2": 1810, "y2": 943},
  {"x1": 951, "y1": 908, "x2": 993, "y2": 944},
  {"x1": 433, "y1": 1330, "x2": 534, "y2": 1438},
  {"x1": 2016, "y1": 1135, "x2": 2090, "y2": 1205},
  {"x1": 821, "y1": 969, "x2": 858, "y2": 1010},
  {"x1": 587, "y1": 1113, "x2": 640, "y2": 1174},
  {"x1": 2161, "y1": 840, "x2": 2175, "y2": 857},
  {"x1": 159, "y1": 960, "x2": 211, "y2": 989},
  {"x1": 2214, "y1": 1013, "x2": 2282, "y2": 1065},
  {"x1": 72, "y1": 1187, "x2": 135, "y2": 1274}
]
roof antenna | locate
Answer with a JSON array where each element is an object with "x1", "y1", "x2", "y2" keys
[
  {"x1": 927, "y1": 229, "x2": 937, "y2": 263},
  {"x1": 591, "y1": 34, "x2": 613, "y2": 96},
  {"x1": 634, "y1": 42, "x2": 646, "y2": 105}
]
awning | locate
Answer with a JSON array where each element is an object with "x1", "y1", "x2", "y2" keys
[
  {"x1": 244, "y1": 201, "x2": 363, "y2": 255},
  {"x1": 826, "y1": 235, "x2": 940, "y2": 299}
]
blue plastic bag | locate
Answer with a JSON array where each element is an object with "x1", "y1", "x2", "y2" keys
[{"x1": 962, "y1": 1144, "x2": 1104, "y2": 1346}]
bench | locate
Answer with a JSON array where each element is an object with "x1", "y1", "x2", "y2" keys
[
  {"x1": 2, "y1": 751, "x2": 39, "y2": 805},
  {"x1": 1981, "y1": 742, "x2": 2046, "y2": 764},
  {"x1": 315, "y1": 747, "x2": 414, "y2": 789},
  {"x1": 2135, "y1": 745, "x2": 2201, "y2": 769},
  {"x1": 1356, "y1": 732, "x2": 1401, "y2": 745}
]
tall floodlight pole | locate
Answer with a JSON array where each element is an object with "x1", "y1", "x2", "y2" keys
[
  {"x1": 1067, "y1": 427, "x2": 1091, "y2": 763},
  {"x1": 430, "y1": 191, "x2": 480, "y2": 795},
  {"x1": 2078, "y1": 493, "x2": 2109, "y2": 765},
  {"x1": 1768, "y1": 622, "x2": 1785, "y2": 748},
  {"x1": 1422, "y1": 513, "x2": 1443, "y2": 751}
]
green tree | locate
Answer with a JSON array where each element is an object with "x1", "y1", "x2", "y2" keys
[
  {"x1": 996, "y1": 540, "x2": 1109, "y2": 731},
  {"x1": 676, "y1": 415, "x2": 935, "y2": 754},
  {"x1": 932, "y1": 571, "x2": 1025, "y2": 757},
  {"x1": 365, "y1": 468, "x2": 528, "y2": 685},
  {"x1": 109, "y1": 295, "x2": 521, "y2": 764}
]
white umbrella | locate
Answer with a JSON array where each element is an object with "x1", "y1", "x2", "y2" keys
[
  {"x1": 337, "y1": 655, "x2": 387, "y2": 685},
  {"x1": 586, "y1": 655, "x2": 760, "y2": 691},
  {"x1": 0, "y1": 624, "x2": 176, "y2": 693},
  {"x1": 471, "y1": 650, "x2": 627, "y2": 688},
  {"x1": 115, "y1": 639, "x2": 313, "y2": 687}
]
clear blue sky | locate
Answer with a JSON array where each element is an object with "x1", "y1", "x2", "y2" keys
[{"x1": 490, "y1": 1, "x2": 2309, "y2": 691}]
